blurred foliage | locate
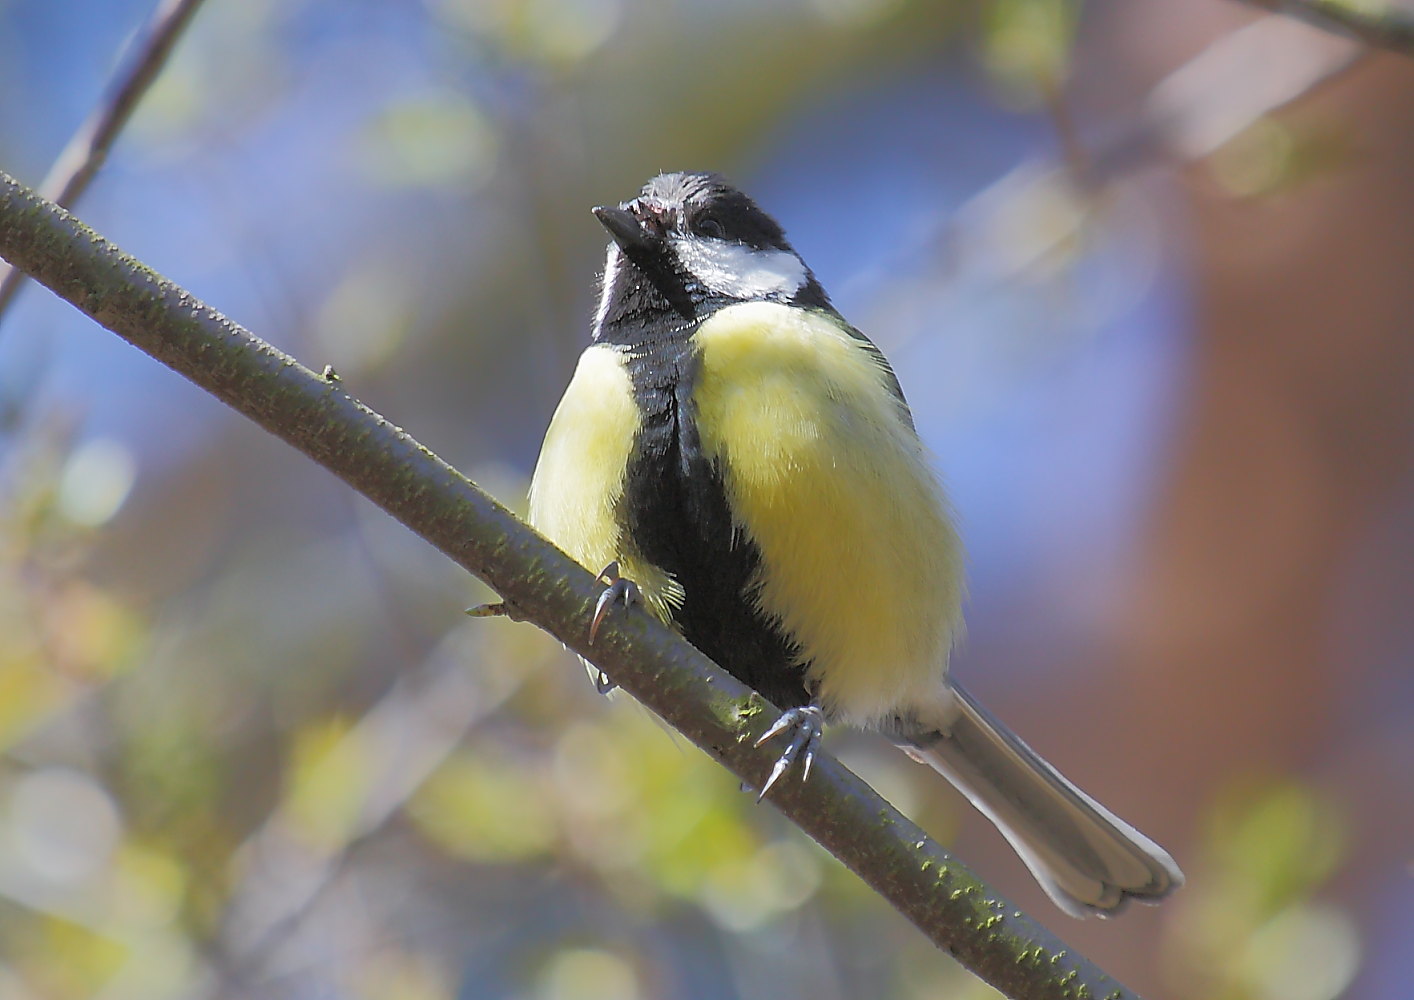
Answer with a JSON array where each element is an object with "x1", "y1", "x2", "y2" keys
[
  {"x1": 980, "y1": 0, "x2": 1080, "y2": 104},
  {"x1": 1164, "y1": 778, "x2": 1359, "y2": 1000},
  {"x1": 1207, "y1": 116, "x2": 1359, "y2": 200}
]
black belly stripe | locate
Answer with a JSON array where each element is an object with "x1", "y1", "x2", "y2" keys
[{"x1": 616, "y1": 333, "x2": 813, "y2": 711}]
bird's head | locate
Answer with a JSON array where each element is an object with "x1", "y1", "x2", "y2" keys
[{"x1": 590, "y1": 172, "x2": 825, "y2": 340}]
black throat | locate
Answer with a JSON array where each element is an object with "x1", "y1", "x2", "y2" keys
[{"x1": 597, "y1": 265, "x2": 813, "y2": 711}]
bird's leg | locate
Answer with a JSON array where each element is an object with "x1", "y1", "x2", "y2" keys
[
  {"x1": 585, "y1": 561, "x2": 643, "y2": 694},
  {"x1": 753, "y1": 705, "x2": 825, "y2": 801},
  {"x1": 589, "y1": 560, "x2": 641, "y2": 645},
  {"x1": 472, "y1": 563, "x2": 635, "y2": 694}
]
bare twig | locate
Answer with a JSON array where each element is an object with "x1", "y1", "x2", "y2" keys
[
  {"x1": 1233, "y1": 0, "x2": 1414, "y2": 56},
  {"x1": 0, "y1": 0, "x2": 209, "y2": 328},
  {"x1": 0, "y1": 169, "x2": 1146, "y2": 1000}
]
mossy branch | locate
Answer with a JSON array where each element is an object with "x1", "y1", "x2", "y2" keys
[{"x1": 0, "y1": 167, "x2": 1143, "y2": 1000}]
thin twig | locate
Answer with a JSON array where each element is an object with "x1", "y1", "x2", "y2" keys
[
  {"x1": 0, "y1": 169, "x2": 1146, "y2": 1000},
  {"x1": 1233, "y1": 0, "x2": 1414, "y2": 56},
  {"x1": 0, "y1": 0, "x2": 209, "y2": 329}
]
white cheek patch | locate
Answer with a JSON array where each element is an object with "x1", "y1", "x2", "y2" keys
[
  {"x1": 591, "y1": 243, "x2": 621, "y2": 340},
  {"x1": 673, "y1": 236, "x2": 808, "y2": 301}
]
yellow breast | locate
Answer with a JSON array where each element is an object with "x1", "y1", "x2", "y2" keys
[
  {"x1": 527, "y1": 344, "x2": 683, "y2": 621},
  {"x1": 690, "y1": 302, "x2": 964, "y2": 725}
]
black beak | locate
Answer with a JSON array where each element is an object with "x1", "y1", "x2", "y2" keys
[{"x1": 593, "y1": 204, "x2": 654, "y2": 253}]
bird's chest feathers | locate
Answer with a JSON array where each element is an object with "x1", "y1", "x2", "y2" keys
[
  {"x1": 686, "y1": 302, "x2": 965, "y2": 724},
  {"x1": 534, "y1": 300, "x2": 963, "y2": 724}
]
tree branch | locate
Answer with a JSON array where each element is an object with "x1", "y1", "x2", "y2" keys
[
  {"x1": 0, "y1": 168, "x2": 1145, "y2": 1000},
  {"x1": 0, "y1": 0, "x2": 210, "y2": 328},
  {"x1": 1233, "y1": 0, "x2": 1414, "y2": 55}
]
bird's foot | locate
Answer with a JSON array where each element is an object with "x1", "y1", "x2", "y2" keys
[
  {"x1": 589, "y1": 561, "x2": 640, "y2": 645},
  {"x1": 753, "y1": 705, "x2": 825, "y2": 801}
]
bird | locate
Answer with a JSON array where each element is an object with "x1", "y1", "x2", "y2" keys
[{"x1": 526, "y1": 171, "x2": 1183, "y2": 917}]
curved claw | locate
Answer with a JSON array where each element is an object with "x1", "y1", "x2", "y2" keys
[
  {"x1": 589, "y1": 561, "x2": 641, "y2": 645},
  {"x1": 753, "y1": 705, "x2": 825, "y2": 801}
]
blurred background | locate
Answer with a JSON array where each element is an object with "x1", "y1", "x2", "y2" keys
[{"x1": 1, "y1": 1, "x2": 1411, "y2": 998}]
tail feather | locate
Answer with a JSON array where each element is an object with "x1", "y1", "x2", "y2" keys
[{"x1": 906, "y1": 682, "x2": 1184, "y2": 917}]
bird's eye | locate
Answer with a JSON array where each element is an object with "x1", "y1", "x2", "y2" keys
[{"x1": 696, "y1": 215, "x2": 725, "y2": 239}]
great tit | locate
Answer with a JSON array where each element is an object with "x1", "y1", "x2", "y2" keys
[{"x1": 527, "y1": 171, "x2": 1183, "y2": 917}]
